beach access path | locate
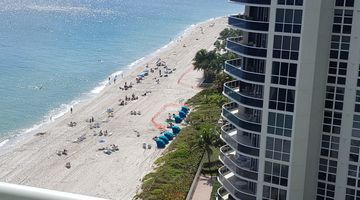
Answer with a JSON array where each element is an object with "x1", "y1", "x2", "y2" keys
[{"x1": 0, "y1": 17, "x2": 227, "y2": 200}]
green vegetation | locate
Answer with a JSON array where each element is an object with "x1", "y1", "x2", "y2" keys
[
  {"x1": 135, "y1": 89, "x2": 227, "y2": 200},
  {"x1": 193, "y1": 28, "x2": 240, "y2": 88},
  {"x1": 214, "y1": 28, "x2": 243, "y2": 51},
  {"x1": 210, "y1": 179, "x2": 221, "y2": 200}
]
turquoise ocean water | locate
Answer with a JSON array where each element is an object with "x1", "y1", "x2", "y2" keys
[{"x1": 0, "y1": 0, "x2": 242, "y2": 146}]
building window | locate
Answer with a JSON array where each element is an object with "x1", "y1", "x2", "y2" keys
[
  {"x1": 263, "y1": 185, "x2": 287, "y2": 200},
  {"x1": 328, "y1": 61, "x2": 347, "y2": 76},
  {"x1": 271, "y1": 62, "x2": 297, "y2": 86},
  {"x1": 320, "y1": 134, "x2": 340, "y2": 158},
  {"x1": 332, "y1": 9, "x2": 353, "y2": 34},
  {"x1": 318, "y1": 158, "x2": 338, "y2": 183},
  {"x1": 268, "y1": 112, "x2": 293, "y2": 137},
  {"x1": 336, "y1": 0, "x2": 355, "y2": 7},
  {"x1": 324, "y1": 86, "x2": 344, "y2": 111},
  {"x1": 264, "y1": 161, "x2": 289, "y2": 188},
  {"x1": 278, "y1": 0, "x2": 303, "y2": 6},
  {"x1": 349, "y1": 139, "x2": 360, "y2": 162},
  {"x1": 273, "y1": 35, "x2": 300, "y2": 60},
  {"x1": 275, "y1": 9, "x2": 302, "y2": 33},
  {"x1": 323, "y1": 110, "x2": 342, "y2": 136},
  {"x1": 265, "y1": 137, "x2": 291, "y2": 162},
  {"x1": 269, "y1": 87, "x2": 295, "y2": 112},
  {"x1": 317, "y1": 182, "x2": 336, "y2": 199}
]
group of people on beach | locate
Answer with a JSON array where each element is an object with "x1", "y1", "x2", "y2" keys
[{"x1": 58, "y1": 57, "x2": 177, "y2": 169}]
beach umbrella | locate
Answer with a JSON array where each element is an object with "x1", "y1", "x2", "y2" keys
[
  {"x1": 156, "y1": 139, "x2": 166, "y2": 149},
  {"x1": 164, "y1": 132, "x2": 174, "y2": 140},
  {"x1": 174, "y1": 115, "x2": 182, "y2": 124},
  {"x1": 181, "y1": 106, "x2": 189, "y2": 113},
  {"x1": 179, "y1": 111, "x2": 187, "y2": 119},
  {"x1": 159, "y1": 135, "x2": 169, "y2": 144},
  {"x1": 172, "y1": 126, "x2": 181, "y2": 134}
]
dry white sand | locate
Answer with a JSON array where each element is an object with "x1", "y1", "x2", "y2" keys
[{"x1": 0, "y1": 17, "x2": 227, "y2": 200}]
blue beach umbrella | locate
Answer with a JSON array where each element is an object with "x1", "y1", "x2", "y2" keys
[
  {"x1": 172, "y1": 126, "x2": 181, "y2": 134},
  {"x1": 174, "y1": 115, "x2": 182, "y2": 124},
  {"x1": 181, "y1": 106, "x2": 189, "y2": 113},
  {"x1": 159, "y1": 135, "x2": 169, "y2": 144},
  {"x1": 156, "y1": 139, "x2": 166, "y2": 149},
  {"x1": 164, "y1": 132, "x2": 174, "y2": 140},
  {"x1": 179, "y1": 111, "x2": 187, "y2": 119}
]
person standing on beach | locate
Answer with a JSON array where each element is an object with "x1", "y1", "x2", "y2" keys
[
  {"x1": 108, "y1": 76, "x2": 111, "y2": 85},
  {"x1": 70, "y1": 107, "x2": 73, "y2": 114}
]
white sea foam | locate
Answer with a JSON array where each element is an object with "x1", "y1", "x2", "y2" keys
[
  {"x1": 90, "y1": 80, "x2": 108, "y2": 94},
  {"x1": 0, "y1": 139, "x2": 9, "y2": 147},
  {"x1": 128, "y1": 57, "x2": 145, "y2": 69}
]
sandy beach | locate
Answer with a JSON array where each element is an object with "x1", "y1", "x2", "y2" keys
[{"x1": 0, "y1": 17, "x2": 227, "y2": 200}]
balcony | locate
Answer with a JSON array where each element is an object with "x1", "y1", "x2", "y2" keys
[
  {"x1": 223, "y1": 80, "x2": 263, "y2": 108},
  {"x1": 217, "y1": 187, "x2": 229, "y2": 200},
  {"x1": 220, "y1": 145, "x2": 259, "y2": 180},
  {"x1": 228, "y1": 15, "x2": 269, "y2": 32},
  {"x1": 229, "y1": 0, "x2": 271, "y2": 5},
  {"x1": 221, "y1": 124, "x2": 260, "y2": 157},
  {"x1": 227, "y1": 37, "x2": 267, "y2": 58},
  {"x1": 224, "y1": 59, "x2": 265, "y2": 83},
  {"x1": 218, "y1": 166, "x2": 257, "y2": 200},
  {"x1": 222, "y1": 103, "x2": 262, "y2": 132}
]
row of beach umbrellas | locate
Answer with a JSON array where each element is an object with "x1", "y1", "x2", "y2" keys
[{"x1": 156, "y1": 106, "x2": 189, "y2": 148}]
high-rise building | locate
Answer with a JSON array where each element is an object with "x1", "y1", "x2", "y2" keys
[{"x1": 218, "y1": 0, "x2": 360, "y2": 199}]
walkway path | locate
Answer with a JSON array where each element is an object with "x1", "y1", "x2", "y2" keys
[{"x1": 192, "y1": 175, "x2": 213, "y2": 200}]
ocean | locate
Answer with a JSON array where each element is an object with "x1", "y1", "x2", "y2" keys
[{"x1": 0, "y1": 0, "x2": 242, "y2": 146}]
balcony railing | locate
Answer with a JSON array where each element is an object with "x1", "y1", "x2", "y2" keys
[
  {"x1": 227, "y1": 37, "x2": 267, "y2": 58},
  {"x1": 228, "y1": 15, "x2": 269, "y2": 32},
  {"x1": 218, "y1": 166, "x2": 257, "y2": 200},
  {"x1": 223, "y1": 81, "x2": 263, "y2": 108},
  {"x1": 224, "y1": 59, "x2": 265, "y2": 83},
  {"x1": 220, "y1": 145, "x2": 258, "y2": 180},
  {"x1": 229, "y1": 0, "x2": 271, "y2": 5},
  {"x1": 217, "y1": 186, "x2": 229, "y2": 200},
  {"x1": 221, "y1": 125, "x2": 260, "y2": 157},
  {"x1": 222, "y1": 103, "x2": 262, "y2": 132}
]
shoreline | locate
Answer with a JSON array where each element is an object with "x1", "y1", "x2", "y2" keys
[
  {"x1": 0, "y1": 16, "x2": 223, "y2": 153},
  {"x1": 0, "y1": 17, "x2": 228, "y2": 199}
]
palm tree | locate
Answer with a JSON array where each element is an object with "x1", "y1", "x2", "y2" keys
[
  {"x1": 196, "y1": 124, "x2": 218, "y2": 173},
  {"x1": 193, "y1": 49, "x2": 222, "y2": 83}
]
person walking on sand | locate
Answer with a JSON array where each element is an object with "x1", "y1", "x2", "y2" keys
[
  {"x1": 70, "y1": 107, "x2": 73, "y2": 114},
  {"x1": 108, "y1": 76, "x2": 111, "y2": 85}
]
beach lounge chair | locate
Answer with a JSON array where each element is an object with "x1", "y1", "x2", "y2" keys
[
  {"x1": 65, "y1": 162, "x2": 71, "y2": 169},
  {"x1": 103, "y1": 149, "x2": 112, "y2": 155}
]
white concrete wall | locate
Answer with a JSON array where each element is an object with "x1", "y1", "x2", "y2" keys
[{"x1": 288, "y1": 0, "x2": 333, "y2": 199}]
